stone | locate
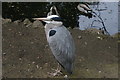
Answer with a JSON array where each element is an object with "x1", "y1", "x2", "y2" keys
[{"x1": 32, "y1": 20, "x2": 43, "y2": 28}]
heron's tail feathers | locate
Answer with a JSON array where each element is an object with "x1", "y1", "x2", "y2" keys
[{"x1": 65, "y1": 63, "x2": 73, "y2": 74}]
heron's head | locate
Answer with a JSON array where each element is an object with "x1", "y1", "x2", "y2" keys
[{"x1": 33, "y1": 15, "x2": 63, "y2": 26}]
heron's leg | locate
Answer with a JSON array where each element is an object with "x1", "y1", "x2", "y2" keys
[{"x1": 47, "y1": 63, "x2": 63, "y2": 77}]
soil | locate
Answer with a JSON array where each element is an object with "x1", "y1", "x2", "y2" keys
[{"x1": 2, "y1": 20, "x2": 118, "y2": 78}]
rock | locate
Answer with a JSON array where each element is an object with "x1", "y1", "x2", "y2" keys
[
  {"x1": 23, "y1": 18, "x2": 31, "y2": 25},
  {"x1": 78, "y1": 36, "x2": 82, "y2": 39},
  {"x1": 97, "y1": 36, "x2": 103, "y2": 40},
  {"x1": 13, "y1": 20, "x2": 21, "y2": 24},
  {"x1": 32, "y1": 61, "x2": 35, "y2": 64},
  {"x1": 3, "y1": 53, "x2": 6, "y2": 55},
  {"x1": 23, "y1": 18, "x2": 32, "y2": 27},
  {"x1": 32, "y1": 20, "x2": 43, "y2": 28},
  {"x1": 36, "y1": 65, "x2": 39, "y2": 69},
  {"x1": 19, "y1": 58, "x2": 22, "y2": 61},
  {"x1": 25, "y1": 23, "x2": 32, "y2": 27},
  {"x1": 64, "y1": 75, "x2": 68, "y2": 78},
  {"x1": 85, "y1": 42, "x2": 87, "y2": 45},
  {"x1": 2, "y1": 18, "x2": 12, "y2": 24},
  {"x1": 99, "y1": 71, "x2": 102, "y2": 73}
]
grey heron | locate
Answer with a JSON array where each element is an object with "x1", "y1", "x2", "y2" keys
[{"x1": 33, "y1": 15, "x2": 75, "y2": 76}]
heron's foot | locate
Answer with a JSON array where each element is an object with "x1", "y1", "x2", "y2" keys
[{"x1": 47, "y1": 68, "x2": 63, "y2": 77}]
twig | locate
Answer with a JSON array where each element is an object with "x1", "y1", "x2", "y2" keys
[
  {"x1": 47, "y1": 6, "x2": 60, "y2": 17},
  {"x1": 92, "y1": 11, "x2": 110, "y2": 35}
]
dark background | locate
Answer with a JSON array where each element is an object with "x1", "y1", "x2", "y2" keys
[{"x1": 2, "y1": 2, "x2": 97, "y2": 28}]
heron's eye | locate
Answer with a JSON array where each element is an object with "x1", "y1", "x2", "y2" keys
[
  {"x1": 50, "y1": 19, "x2": 53, "y2": 21},
  {"x1": 49, "y1": 30, "x2": 56, "y2": 37}
]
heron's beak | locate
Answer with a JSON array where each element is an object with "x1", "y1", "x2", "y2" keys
[{"x1": 32, "y1": 18, "x2": 50, "y2": 21}]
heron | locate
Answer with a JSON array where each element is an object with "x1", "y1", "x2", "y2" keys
[{"x1": 33, "y1": 15, "x2": 75, "y2": 77}]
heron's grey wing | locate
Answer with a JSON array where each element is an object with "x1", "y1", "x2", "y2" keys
[{"x1": 47, "y1": 26, "x2": 75, "y2": 74}]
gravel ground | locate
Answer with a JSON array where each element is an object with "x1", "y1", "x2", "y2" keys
[{"x1": 2, "y1": 20, "x2": 118, "y2": 78}]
